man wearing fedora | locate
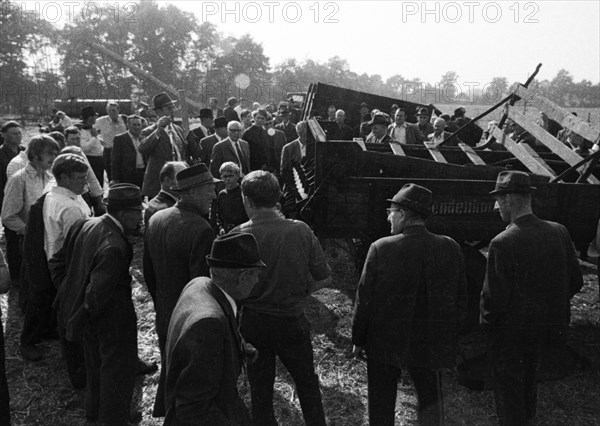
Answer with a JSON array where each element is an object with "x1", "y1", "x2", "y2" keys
[
  {"x1": 481, "y1": 171, "x2": 583, "y2": 425},
  {"x1": 190, "y1": 108, "x2": 215, "y2": 145},
  {"x1": 199, "y1": 116, "x2": 228, "y2": 167},
  {"x1": 138, "y1": 92, "x2": 201, "y2": 198},
  {"x1": 352, "y1": 183, "x2": 467, "y2": 425},
  {"x1": 49, "y1": 184, "x2": 144, "y2": 426},
  {"x1": 416, "y1": 107, "x2": 434, "y2": 137},
  {"x1": 144, "y1": 163, "x2": 218, "y2": 417},
  {"x1": 163, "y1": 232, "x2": 265, "y2": 425},
  {"x1": 387, "y1": 109, "x2": 426, "y2": 145},
  {"x1": 366, "y1": 113, "x2": 394, "y2": 144},
  {"x1": 234, "y1": 170, "x2": 331, "y2": 426}
]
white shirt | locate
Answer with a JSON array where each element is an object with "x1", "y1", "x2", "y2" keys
[
  {"x1": 1, "y1": 163, "x2": 54, "y2": 234},
  {"x1": 43, "y1": 186, "x2": 92, "y2": 258},
  {"x1": 6, "y1": 151, "x2": 27, "y2": 179},
  {"x1": 430, "y1": 132, "x2": 445, "y2": 145},
  {"x1": 129, "y1": 132, "x2": 145, "y2": 169},
  {"x1": 58, "y1": 115, "x2": 72, "y2": 128},
  {"x1": 389, "y1": 123, "x2": 407, "y2": 143},
  {"x1": 80, "y1": 128, "x2": 103, "y2": 157},
  {"x1": 95, "y1": 115, "x2": 127, "y2": 149}
]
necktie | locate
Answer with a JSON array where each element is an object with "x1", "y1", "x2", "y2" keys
[
  {"x1": 167, "y1": 124, "x2": 183, "y2": 161},
  {"x1": 234, "y1": 141, "x2": 246, "y2": 174}
]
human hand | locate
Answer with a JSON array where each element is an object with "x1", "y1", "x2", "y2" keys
[{"x1": 352, "y1": 345, "x2": 367, "y2": 361}]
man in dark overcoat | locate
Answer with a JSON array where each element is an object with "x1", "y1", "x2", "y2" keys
[
  {"x1": 49, "y1": 184, "x2": 144, "y2": 426},
  {"x1": 144, "y1": 163, "x2": 218, "y2": 417},
  {"x1": 110, "y1": 115, "x2": 146, "y2": 188},
  {"x1": 480, "y1": 171, "x2": 583, "y2": 425},
  {"x1": 164, "y1": 232, "x2": 265, "y2": 425},
  {"x1": 138, "y1": 92, "x2": 201, "y2": 198},
  {"x1": 199, "y1": 116, "x2": 228, "y2": 166},
  {"x1": 241, "y1": 108, "x2": 269, "y2": 171},
  {"x1": 352, "y1": 184, "x2": 467, "y2": 425},
  {"x1": 143, "y1": 161, "x2": 187, "y2": 227}
]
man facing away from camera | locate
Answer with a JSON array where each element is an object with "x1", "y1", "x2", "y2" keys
[{"x1": 352, "y1": 183, "x2": 467, "y2": 425}]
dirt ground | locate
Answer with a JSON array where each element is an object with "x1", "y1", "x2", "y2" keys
[{"x1": 1, "y1": 234, "x2": 599, "y2": 426}]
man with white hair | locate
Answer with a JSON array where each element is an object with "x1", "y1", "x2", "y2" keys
[
  {"x1": 428, "y1": 118, "x2": 462, "y2": 146},
  {"x1": 330, "y1": 110, "x2": 354, "y2": 140},
  {"x1": 209, "y1": 121, "x2": 251, "y2": 178},
  {"x1": 95, "y1": 101, "x2": 127, "y2": 182}
]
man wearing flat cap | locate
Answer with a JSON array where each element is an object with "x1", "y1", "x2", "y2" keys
[
  {"x1": 144, "y1": 163, "x2": 218, "y2": 417},
  {"x1": 138, "y1": 92, "x2": 201, "y2": 198},
  {"x1": 481, "y1": 171, "x2": 583, "y2": 425},
  {"x1": 163, "y1": 232, "x2": 265, "y2": 425},
  {"x1": 49, "y1": 184, "x2": 144, "y2": 425},
  {"x1": 352, "y1": 183, "x2": 467, "y2": 425}
]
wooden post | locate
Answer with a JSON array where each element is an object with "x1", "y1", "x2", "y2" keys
[{"x1": 178, "y1": 89, "x2": 189, "y2": 132}]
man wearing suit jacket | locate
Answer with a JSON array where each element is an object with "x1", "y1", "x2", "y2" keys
[
  {"x1": 242, "y1": 109, "x2": 269, "y2": 171},
  {"x1": 366, "y1": 113, "x2": 394, "y2": 144},
  {"x1": 352, "y1": 184, "x2": 467, "y2": 425},
  {"x1": 111, "y1": 115, "x2": 146, "y2": 188},
  {"x1": 427, "y1": 118, "x2": 463, "y2": 147},
  {"x1": 209, "y1": 121, "x2": 251, "y2": 178},
  {"x1": 330, "y1": 109, "x2": 355, "y2": 141},
  {"x1": 209, "y1": 97, "x2": 224, "y2": 119},
  {"x1": 164, "y1": 232, "x2": 265, "y2": 425},
  {"x1": 138, "y1": 92, "x2": 201, "y2": 198},
  {"x1": 223, "y1": 97, "x2": 240, "y2": 123},
  {"x1": 280, "y1": 121, "x2": 307, "y2": 180},
  {"x1": 190, "y1": 108, "x2": 214, "y2": 147},
  {"x1": 274, "y1": 108, "x2": 298, "y2": 143},
  {"x1": 388, "y1": 109, "x2": 426, "y2": 144},
  {"x1": 199, "y1": 117, "x2": 228, "y2": 167},
  {"x1": 416, "y1": 107, "x2": 435, "y2": 138},
  {"x1": 264, "y1": 114, "x2": 287, "y2": 174}
]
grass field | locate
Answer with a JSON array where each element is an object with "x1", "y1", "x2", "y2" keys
[{"x1": 1, "y1": 236, "x2": 599, "y2": 425}]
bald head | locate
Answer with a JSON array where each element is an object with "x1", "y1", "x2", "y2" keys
[{"x1": 296, "y1": 121, "x2": 308, "y2": 145}]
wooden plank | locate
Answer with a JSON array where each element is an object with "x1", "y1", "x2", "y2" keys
[
  {"x1": 458, "y1": 143, "x2": 486, "y2": 165},
  {"x1": 508, "y1": 108, "x2": 600, "y2": 184},
  {"x1": 307, "y1": 118, "x2": 327, "y2": 142},
  {"x1": 491, "y1": 127, "x2": 555, "y2": 178},
  {"x1": 388, "y1": 141, "x2": 405, "y2": 156},
  {"x1": 423, "y1": 141, "x2": 448, "y2": 163},
  {"x1": 514, "y1": 85, "x2": 600, "y2": 144},
  {"x1": 519, "y1": 143, "x2": 557, "y2": 178}
]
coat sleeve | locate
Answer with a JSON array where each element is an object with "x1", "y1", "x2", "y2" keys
[
  {"x1": 454, "y1": 241, "x2": 469, "y2": 329},
  {"x1": 169, "y1": 319, "x2": 231, "y2": 425},
  {"x1": 352, "y1": 243, "x2": 378, "y2": 347},
  {"x1": 189, "y1": 226, "x2": 215, "y2": 279},
  {"x1": 562, "y1": 227, "x2": 584, "y2": 297},
  {"x1": 480, "y1": 240, "x2": 515, "y2": 328},
  {"x1": 111, "y1": 135, "x2": 124, "y2": 183},
  {"x1": 138, "y1": 126, "x2": 161, "y2": 156},
  {"x1": 209, "y1": 144, "x2": 223, "y2": 178},
  {"x1": 186, "y1": 131, "x2": 201, "y2": 163},
  {"x1": 143, "y1": 230, "x2": 157, "y2": 301},
  {"x1": 0, "y1": 172, "x2": 26, "y2": 233}
]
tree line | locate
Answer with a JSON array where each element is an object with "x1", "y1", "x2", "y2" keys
[{"x1": 1, "y1": 0, "x2": 598, "y2": 117}]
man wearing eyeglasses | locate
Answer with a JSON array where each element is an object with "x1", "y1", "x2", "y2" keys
[
  {"x1": 209, "y1": 121, "x2": 251, "y2": 178},
  {"x1": 352, "y1": 184, "x2": 467, "y2": 425}
]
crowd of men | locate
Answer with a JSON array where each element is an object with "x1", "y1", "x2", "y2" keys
[{"x1": 0, "y1": 90, "x2": 589, "y2": 426}]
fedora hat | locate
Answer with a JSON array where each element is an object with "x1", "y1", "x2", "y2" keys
[
  {"x1": 417, "y1": 107, "x2": 430, "y2": 117},
  {"x1": 171, "y1": 163, "x2": 219, "y2": 191},
  {"x1": 369, "y1": 113, "x2": 390, "y2": 127},
  {"x1": 206, "y1": 232, "x2": 266, "y2": 269},
  {"x1": 387, "y1": 183, "x2": 433, "y2": 217},
  {"x1": 103, "y1": 183, "x2": 143, "y2": 210},
  {"x1": 81, "y1": 106, "x2": 98, "y2": 120},
  {"x1": 152, "y1": 92, "x2": 177, "y2": 110},
  {"x1": 489, "y1": 171, "x2": 536, "y2": 195},
  {"x1": 214, "y1": 116, "x2": 228, "y2": 129},
  {"x1": 198, "y1": 108, "x2": 213, "y2": 119}
]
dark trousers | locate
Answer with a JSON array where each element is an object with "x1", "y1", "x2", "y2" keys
[
  {"x1": 367, "y1": 358, "x2": 443, "y2": 426},
  {"x1": 133, "y1": 168, "x2": 145, "y2": 189},
  {"x1": 489, "y1": 343, "x2": 539, "y2": 425},
  {"x1": 59, "y1": 327, "x2": 86, "y2": 390},
  {"x1": 152, "y1": 328, "x2": 167, "y2": 417},
  {"x1": 83, "y1": 296, "x2": 137, "y2": 425},
  {"x1": 240, "y1": 310, "x2": 326, "y2": 426},
  {"x1": 87, "y1": 155, "x2": 104, "y2": 189},
  {"x1": 102, "y1": 148, "x2": 112, "y2": 183},
  {"x1": 4, "y1": 227, "x2": 21, "y2": 283},
  {"x1": 0, "y1": 310, "x2": 10, "y2": 425},
  {"x1": 20, "y1": 277, "x2": 56, "y2": 346}
]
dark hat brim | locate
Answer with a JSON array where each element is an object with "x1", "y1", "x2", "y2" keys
[
  {"x1": 387, "y1": 199, "x2": 433, "y2": 217},
  {"x1": 205, "y1": 256, "x2": 266, "y2": 269},
  {"x1": 171, "y1": 176, "x2": 221, "y2": 192},
  {"x1": 488, "y1": 186, "x2": 536, "y2": 196}
]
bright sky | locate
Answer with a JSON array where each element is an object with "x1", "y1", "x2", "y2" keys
[{"x1": 164, "y1": 0, "x2": 600, "y2": 86}]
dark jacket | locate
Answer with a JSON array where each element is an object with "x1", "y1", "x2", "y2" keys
[
  {"x1": 209, "y1": 138, "x2": 251, "y2": 178},
  {"x1": 241, "y1": 125, "x2": 269, "y2": 171},
  {"x1": 330, "y1": 123, "x2": 355, "y2": 141},
  {"x1": 111, "y1": 132, "x2": 145, "y2": 185},
  {"x1": 274, "y1": 121, "x2": 298, "y2": 144},
  {"x1": 266, "y1": 128, "x2": 287, "y2": 174},
  {"x1": 199, "y1": 134, "x2": 220, "y2": 167},
  {"x1": 49, "y1": 216, "x2": 133, "y2": 342},
  {"x1": 164, "y1": 278, "x2": 251, "y2": 426},
  {"x1": 223, "y1": 107, "x2": 239, "y2": 123},
  {"x1": 23, "y1": 193, "x2": 52, "y2": 293},
  {"x1": 480, "y1": 214, "x2": 583, "y2": 347},
  {"x1": 352, "y1": 224, "x2": 467, "y2": 369},
  {"x1": 139, "y1": 123, "x2": 200, "y2": 198},
  {"x1": 144, "y1": 190, "x2": 178, "y2": 227}
]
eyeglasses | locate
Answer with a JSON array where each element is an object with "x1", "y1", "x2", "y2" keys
[
  {"x1": 386, "y1": 208, "x2": 400, "y2": 214},
  {"x1": 229, "y1": 129, "x2": 242, "y2": 133}
]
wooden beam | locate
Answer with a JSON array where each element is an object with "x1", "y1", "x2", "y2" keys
[
  {"x1": 458, "y1": 143, "x2": 486, "y2": 165},
  {"x1": 307, "y1": 118, "x2": 327, "y2": 142},
  {"x1": 513, "y1": 84, "x2": 600, "y2": 144},
  {"x1": 519, "y1": 143, "x2": 557, "y2": 178},
  {"x1": 423, "y1": 141, "x2": 447, "y2": 163},
  {"x1": 388, "y1": 141, "x2": 405, "y2": 156},
  {"x1": 491, "y1": 126, "x2": 555, "y2": 178},
  {"x1": 507, "y1": 108, "x2": 600, "y2": 184}
]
